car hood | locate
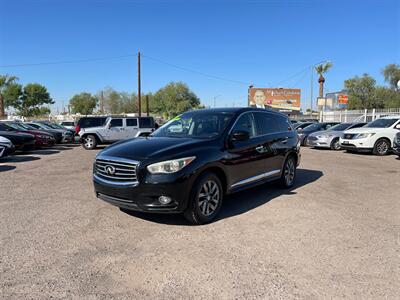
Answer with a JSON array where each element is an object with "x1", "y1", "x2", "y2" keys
[
  {"x1": 0, "y1": 131, "x2": 34, "y2": 141},
  {"x1": 98, "y1": 136, "x2": 212, "y2": 160},
  {"x1": 344, "y1": 127, "x2": 387, "y2": 134}
]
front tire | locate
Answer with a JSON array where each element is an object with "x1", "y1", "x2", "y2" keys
[
  {"x1": 280, "y1": 156, "x2": 296, "y2": 188},
  {"x1": 82, "y1": 135, "x2": 97, "y2": 150},
  {"x1": 330, "y1": 138, "x2": 341, "y2": 150},
  {"x1": 373, "y1": 139, "x2": 390, "y2": 156},
  {"x1": 184, "y1": 173, "x2": 223, "y2": 225}
]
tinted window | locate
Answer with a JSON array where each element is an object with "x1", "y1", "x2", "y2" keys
[
  {"x1": 79, "y1": 117, "x2": 107, "y2": 128},
  {"x1": 139, "y1": 117, "x2": 153, "y2": 128},
  {"x1": 366, "y1": 118, "x2": 399, "y2": 128},
  {"x1": 126, "y1": 119, "x2": 138, "y2": 127},
  {"x1": 232, "y1": 113, "x2": 256, "y2": 137},
  {"x1": 348, "y1": 123, "x2": 366, "y2": 129},
  {"x1": 328, "y1": 123, "x2": 351, "y2": 131},
  {"x1": 253, "y1": 112, "x2": 274, "y2": 135},
  {"x1": 110, "y1": 119, "x2": 123, "y2": 127}
]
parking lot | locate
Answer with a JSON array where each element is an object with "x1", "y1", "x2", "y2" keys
[{"x1": 0, "y1": 145, "x2": 399, "y2": 299}]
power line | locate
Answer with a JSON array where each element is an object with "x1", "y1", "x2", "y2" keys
[
  {"x1": 0, "y1": 54, "x2": 137, "y2": 68},
  {"x1": 141, "y1": 54, "x2": 253, "y2": 86}
]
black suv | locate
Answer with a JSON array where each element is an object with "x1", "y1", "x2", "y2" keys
[{"x1": 93, "y1": 108, "x2": 301, "y2": 224}]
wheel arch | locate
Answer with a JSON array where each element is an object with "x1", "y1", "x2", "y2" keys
[
  {"x1": 81, "y1": 132, "x2": 102, "y2": 143},
  {"x1": 374, "y1": 136, "x2": 392, "y2": 148}
]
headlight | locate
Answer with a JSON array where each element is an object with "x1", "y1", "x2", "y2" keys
[
  {"x1": 354, "y1": 133, "x2": 375, "y2": 139},
  {"x1": 147, "y1": 156, "x2": 196, "y2": 174}
]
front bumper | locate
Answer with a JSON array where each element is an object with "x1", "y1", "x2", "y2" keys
[
  {"x1": 306, "y1": 136, "x2": 330, "y2": 148},
  {"x1": 93, "y1": 172, "x2": 194, "y2": 213},
  {"x1": 339, "y1": 138, "x2": 372, "y2": 152}
]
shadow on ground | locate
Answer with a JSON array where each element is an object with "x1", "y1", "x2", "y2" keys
[
  {"x1": 120, "y1": 168, "x2": 323, "y2": 226},
  {"x1": 0, "y1": 155, "x2": 41, "y2": 163},
  {"x1": 0, "y1": 165, "x2": 16, "y2": 172}
]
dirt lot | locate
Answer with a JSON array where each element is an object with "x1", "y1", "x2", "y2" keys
[{"x1": 0, "y1": 145, "x2": 399, "y2": 299}]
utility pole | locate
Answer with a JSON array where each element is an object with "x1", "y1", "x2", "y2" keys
[
  {"x1": 100, "y1": 90, "x2": 104, "y2": 114},
  {"x1": 138, "y1": 51, "x2": 141, "y2": 117},
  {"x1": 310, "y1": 66, "x2": 314, "y2": 116},
  {"x1": 146, "y1": 95, "x2": 149, "y2": 116}
]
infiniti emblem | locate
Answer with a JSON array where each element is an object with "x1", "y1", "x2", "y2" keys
[{"x1": 105, "y1": 165, "x2": 116, "y2": 176}]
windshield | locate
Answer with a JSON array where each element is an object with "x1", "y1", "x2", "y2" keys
[
  {"x1": 35, "y1": 123, "x2": 53, "y2": 129},
  {"x1": 328, "y1": 123, "x2": 352, "y2": 131},
  {"x1": 366, "y1": 118, "x2": 399, "y2": 128},
  {"x1": 302, "y1": 123, "x2": 321, "y2": 131},
  {"x1": 3, "y1": 123, "x2": 26, "y2": 131},
  {"x1": 19, "y1": 123, "x2": 36, "y2": 130},
  {"x1": 151, "y1": 111, "x2": 234, "y2": 139}
]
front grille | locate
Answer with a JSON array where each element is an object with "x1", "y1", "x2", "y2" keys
[
  {"x1": 344, "y1": 133, "x2": 356, "y2": 140},
  {"x1": 95, "y1": 159, "x2": 138, "y2": 183}
]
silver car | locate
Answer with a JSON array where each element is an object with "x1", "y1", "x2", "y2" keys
[{"x1": 306, "y1": 122, "x2": 367, "y2": 150}]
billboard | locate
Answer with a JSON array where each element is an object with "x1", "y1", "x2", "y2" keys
[
  {"x1": 248, "y1": 88, "x2": 301, "y2": 111},
  {"x1": 337, "y1": 94, "x2": 348, "y2": 109}
]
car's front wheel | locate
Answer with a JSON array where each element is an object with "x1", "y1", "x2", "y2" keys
[
  {"x1": 184, "y1": 173, "x2": 223, "y2": 225},
  {"x1": 373, "y1": 138, "x2": 390, "y2": 156},
  {"x1": 330, "y1": 138, "x2": 341, "y2": 150},
  {"x1": 82, "y1": 135, "x2": 97, "y2": 150},
  {"x1": 280, "y1": 156, "x2": 296, "y2": 188}
]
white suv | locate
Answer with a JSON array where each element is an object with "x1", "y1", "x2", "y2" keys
[
  {"x1": 79, "y1": 116, "x2": 155, "y2": 150},
  {"x1": 339, "y1": 116, "x2": 400, "y2": 155}
]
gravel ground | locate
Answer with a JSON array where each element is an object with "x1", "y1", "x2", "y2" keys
[{"x1": 0, "y1": 145, "x2": 399, "y2": 299}]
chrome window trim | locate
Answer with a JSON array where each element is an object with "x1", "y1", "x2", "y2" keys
[{"x1": 231, "y1": 169, "x2": 281, "y2": 188}]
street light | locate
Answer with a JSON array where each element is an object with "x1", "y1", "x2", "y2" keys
[{"x1": 213, "y1": 95, "x2": 221, "y2": 108}]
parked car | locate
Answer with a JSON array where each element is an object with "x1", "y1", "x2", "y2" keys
[
  {"x1": 75, "y1": 117, "x2": 108, "y2": 136},
  {"x1": 0, "y1": 121, "x2": 56, "y2": 148},
  {"x1": 25, "y1": 122, "x2": 73, "y2": 143},
  {"x1": 298, "y1": 122, "x2": 340, "y2": 145},
  {"x1": 0, "y1": 129, "x2": 35, "y2": 151},
  {"x1": 80, "y1": 116, "x2": 155, "y2": 150},
  {"x1": 93, "y1": 108, "x2": 301, "y2": 224},
  {"x1": 34, "y1": 121, "x2": 76, "y2": 138},
  {"x1": 306, "y1": 122, "x2": 367, "y2": 150},
  {"x1": 340, "y1": 116, "x2": 400, "y2": 155},
  {"x1": 393, "y1": 132, "x2": 400, "y2": 157},
  {"x1": 294, "y1": 122, "x2": 315, "y2": 130},
  {"x1": 60, "y1": 120, "x2": 76, "y2": 131},
  {"x1": 0, "y1": 136, "x2": 14, "y2": 159}
]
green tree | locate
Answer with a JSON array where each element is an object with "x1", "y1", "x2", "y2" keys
[
  {"x1": 7, "y1": 83, "x2": 54, "y2": 117},
  {"x1": 374, "y1": 86, "x2": 400, "y2": 108},
  {"x1": 382, "y1": 64, "x2": 400, "y2": 90},
  {"x1": 152, "y1": 82, "x2": 201, "y2": 118},
  {"x1": 0, "y1": 75, "x2": 19, "y2": 117},
  {"x1": 69, "y1": 92, "x2": 98, "y2": 115},
  {"x1": 345, "y1": 74, "x2": 378, "y2": 109},
  {"x1": 315, "y1": 62, "x2": 333, "y2": 98}
]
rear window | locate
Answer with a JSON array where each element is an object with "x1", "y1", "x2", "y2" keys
[
  {"x1": 78, "y1": 117, "x2": 107, "y2": 128},
  {"x1": 253, "y1": 112, "x2": 290, "y2": 135},
  {"x1": 126, "y1": 119, "x2": 138, "y2": 127},
  {"x1": 139, "y1": 117, "x2": 154, "y2": 128},
  {"x1": 61, "y1": 122, "x2": 74, "y2": 126}
]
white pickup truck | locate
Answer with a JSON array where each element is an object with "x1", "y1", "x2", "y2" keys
[{"x1": 79, "y1": 116, "x2": 155, "y2": 149}]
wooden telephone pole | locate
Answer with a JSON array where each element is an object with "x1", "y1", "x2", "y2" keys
[
  {"x1": 146, "y1": 95, "x2": 149, "y2": 116},
  {"x1": 137, "y1": 51, "x2": 141, "y2": 117}
]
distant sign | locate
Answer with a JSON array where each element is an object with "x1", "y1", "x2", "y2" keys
[
  {"x1": 249, "y1": 88, "x2": 301, "y2": 111},
  {"x1": 338, "y1": 94, "x2": 348, "y2": 109}
]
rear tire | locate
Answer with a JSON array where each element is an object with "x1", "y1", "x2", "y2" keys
[
  {"x1": 82, "y1": 135, "x2": 97, "y2": 150},
  {"x1": 372, "y1": 139, "x2": 390, "y2": 156},
  {"x1": 184, "y1": 173, "x2": 223, "y2": 225},
  {"x1": 330, "y1": 138, "x2": 341, "y2": 150},
  {"x1": 279, "y1": 156, "x2": 296, "y2": 188}
]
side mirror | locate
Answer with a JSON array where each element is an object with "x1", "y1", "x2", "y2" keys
[
  {"x1": 396, "y1": 124, "x2": 400, "y2": 129},
  {"x1": 231, "y1": 130, "x2": 250, "y2": 141}
]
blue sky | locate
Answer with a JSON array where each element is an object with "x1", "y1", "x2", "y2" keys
[{"x1": 0, "y1": 0, "x2": 399, "y2": 112}]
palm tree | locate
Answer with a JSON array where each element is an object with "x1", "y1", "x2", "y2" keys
[
  {"x1": 315, "y1": 62, "x2": 333, "y2": 98},
  {"x1": 0, "y1": 75, "x2": 18, "y2": 118}
]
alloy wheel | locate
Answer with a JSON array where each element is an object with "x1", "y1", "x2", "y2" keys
[
  {"x1": 284, "y1": 158, "x2": 295, "y2": 186},
  {"x1": 84, "y1": 137, "x2": 94, "y2": 148},
  {"x1": 377, "y1": 140, "x2": 389, "y2": 155},
  {"x1": 333, "y1": 139, "x2": 341, "y2": 150},
  {"x1": 198, "y1": 180, "x2": 220, "y2": 216}
]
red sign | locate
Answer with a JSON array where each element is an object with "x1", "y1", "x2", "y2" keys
[{"x1": 338, "y1": 95, "x2": 348, "y2": 105}]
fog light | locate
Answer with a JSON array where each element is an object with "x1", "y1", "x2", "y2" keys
[{"x1": 158, "y1": 196, "x2": 172, "y2": 205}]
